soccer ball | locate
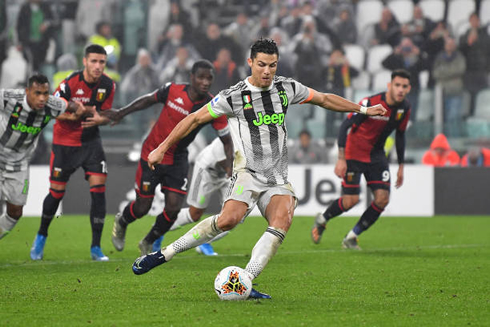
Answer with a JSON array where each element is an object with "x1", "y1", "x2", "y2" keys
[{"x1": 214, "y1": 266, "x2": 252, "y2": 300}]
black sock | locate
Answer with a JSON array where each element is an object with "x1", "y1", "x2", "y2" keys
[
  {"x1": 353, "y1": 202, "x2": 384, "y2": 235},
  {"x1": 120, "y1": 201, "x2": 138, "y2": 228},
  {"x1": 38, "y1": 190, "x2": 63, "y2": 236},
  {"x1": 322, "y1": 198, "x2": 346, "y2": 222},
  {"x1": 90, "y1": 188, "x2": 106, "y2": 248},
  {"x1": 143, "y1": 210, "x2": 175, "y2": 244}
]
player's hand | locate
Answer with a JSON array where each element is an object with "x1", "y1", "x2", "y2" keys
[
  {"x1": 334, "y1": 158, "x2": 347, "y2": 179},
  {"x1": 99, "y1": 109, "x2": 122, "y2": 126},
  {"x1": 81, "y1": 110, "x2": 109, "y2": 128},
  {"x1": 366, "y1": 104, "x2": 387, "y2": 116},
  {"x1": 395, "y1": 165, "x2": 404, "y2": 189},
  {"x1": 147, "y1": 148, "x2": 164, "y2": 171}
]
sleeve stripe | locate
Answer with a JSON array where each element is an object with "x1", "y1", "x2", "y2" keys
[
  {"x1": 300, "y1": 88, "x2": 314, "y2": 104},
  {"x1": 207, "y1": 103, "x2": 220, "y2": 118}
]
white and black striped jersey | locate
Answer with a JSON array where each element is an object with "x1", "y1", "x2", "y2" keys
[
  {"x1": 207, "y1": 76, "x2": 312, "y2": 185},
  {"x1": 0, "y1": 89, "x2": 68, "y2": 171}
]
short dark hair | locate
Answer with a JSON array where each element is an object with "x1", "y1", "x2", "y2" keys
[
  {"x1": 191, "y1": 59, "x2": 214, "y2": 74},
  {"x1": 95, "y1": 21, "x2": 110, "y2": 34},
  {"x1": 85, "y1": 44, "x2": 107, "y2": 57},
  {"x1": 299, "y1": 129, "x2": 311, "y2": 138},
  {"x1": 28, "y1": 74, "x2": 49, "y2": 88},
  {"x1": 250, "y1": 38, "x2": 279, "y2": 60},
  {"x1": 391, "y1": 69, "x2": 411, "y2": 82}
]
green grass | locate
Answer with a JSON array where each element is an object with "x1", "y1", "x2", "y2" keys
[{"x1": 1, "y1": 215, "x2": 489, "y2": 326}]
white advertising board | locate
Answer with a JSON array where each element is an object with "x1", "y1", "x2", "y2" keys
[{"x1": 24, "y1": 166, "x2": 62, "y2": 216}]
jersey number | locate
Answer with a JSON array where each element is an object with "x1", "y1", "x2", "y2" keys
[
  {"x1": 382, "y1": 170, "x2": 390, "y2": 182},
  {"x1": 101, "y1": 161, "x2": 108, "y2": 174},
  {"x1": 181, "y1": 178, "x2": 188, "y2": 191}
]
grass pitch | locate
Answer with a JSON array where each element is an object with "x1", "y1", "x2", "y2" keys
[{"x1": 1, "y1": 215, "x2": 489, "y2": 326}]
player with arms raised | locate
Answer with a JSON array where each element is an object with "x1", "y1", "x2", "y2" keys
[
  {"x1": 311, "y1": 69, "x2": 411, "y2": 249},
  {"x1": 131, "y1": 38, "x2": 386, "y2": 299}
]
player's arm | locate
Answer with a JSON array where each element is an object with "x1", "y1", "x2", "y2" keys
[
  {"x1": 307, "y1": 89, "x2": 387, "y2": 116},
  {"x1": 107, "y1": 91, "x2": 159, "y2": 125},
  {"x1": 218, "y1": 133, "x2": 234, "y2": 177},
  {"x1": 395, "y1": 128, "x2": 406, "y2": 188},
  {"x1": 148, "y1": 106, "x2": 214, "y2": 170},
  {"x1": 334, "y1": 116, "x2": 355, "y2": 179},
  {"x1": 65, "y1": 100, "x2": 95, "y2": 119}
]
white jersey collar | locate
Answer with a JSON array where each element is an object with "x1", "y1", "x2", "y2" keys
[{"x1": 245, "y1": 77, "x2": 274, "y2": 92}]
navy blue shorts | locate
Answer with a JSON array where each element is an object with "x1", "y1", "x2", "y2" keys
[{"x1": 341, "y1": 159, "x2": 391, "y2": 195}]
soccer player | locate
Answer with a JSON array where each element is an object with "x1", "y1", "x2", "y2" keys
[
  {"x1": 311, "y1": 69, "x2": 411, "y2": 249},
  {"x1": 0, "y1": 74, "x2": 91, "y2": 239},
  {"x1": 132, "y1": 38, "x2": 386, "y2": 299},
  {"x1": 30, "y1": 44, "x2": 116, "y2": 261},
  {"x1": 109, "y1": 60, "x2": 233, "y2": 255},
  {"x1": 158, "y1": 137, "x2": 235, "y2": 256}
]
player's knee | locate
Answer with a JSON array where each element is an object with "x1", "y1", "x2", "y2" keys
[
  {"x1": 217, "y1": 213, "x2": 242, "y2": 231},
  {"x1": 7, "y1": 206, "x2": 23, "y2": 220},
  {"x1": 189, "y1": 207, "x2": 204, "y2": 222},
  {"x1": 132, "y1": 199, "x2": 152, "y2": 217},
  {"x1": 342, "y1": 196, "x2": 359, "y2": 210},
  {"x1": 374, "y1": 195, "x2": 390, "y2": 209}
]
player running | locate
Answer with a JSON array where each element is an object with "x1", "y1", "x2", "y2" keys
[
  {"x1": 30, "y1": 45, "x2": 116, "y2": 261},
  {"x1": 311, "y1": 69, "x2": 411, "y2": 249},
  {"x1": 131, "y1": 38, "x2": 386, "y2": 299},
  {"x1": 154, "y1": 137, "x2": 235, "y2": 256},
  {"x1": 0, "y1": 74, "x2": 91, "y2": 239},
  {"x1": 109, "y1": 60, "x2": 233, "y2": 255}
]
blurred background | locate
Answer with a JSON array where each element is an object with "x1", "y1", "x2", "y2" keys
[{"x1": 1, "y1": 0, "x2": 490, "y2": 166}]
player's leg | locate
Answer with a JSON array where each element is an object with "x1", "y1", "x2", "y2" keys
[
  {"x1": 132, "y1": 199, "x2": 248, "y2": 275},
  {"x1": 0, "y1": 170, "x2": 28, "y2": 239},
  {"x1": 312, "y1": 160, "x2": 361, "y2": 244},
  {"x1": 83, "y1": 142, "x2": 109, "y2": 261},
  {"x1": 32, "y1": 145, "x2": 74, "y2": 259},
  {"x1": 112, "y1": 158, "x2": 156, "y2": 251},
  {"x1": 343, "y1": 162, "x2": 390, "y2": 249}
]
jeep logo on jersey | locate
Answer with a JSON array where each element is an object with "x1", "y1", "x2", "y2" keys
[
  {"x1": 252, "y1": 112, "x2": 285, "y2": 126},
  {"x1": 11, "y1": 122, "x2": 41, "y2": 135},
  {"x1": 96, "y1": 88, "x2": 106, "y2": 102}
]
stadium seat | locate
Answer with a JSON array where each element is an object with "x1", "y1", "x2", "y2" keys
[
  {"x1": 356, "y1": 0, "x2": 384, "y2": 36},
  {"x1": 306, "y1": 107, "x2": 327, "y2": 139},
  {"x1": 416, "y1": 89, "x2": 434, "y2": 121},
  {"x1": 455, "y1": 21, "x2": 471, "y2": 39},
  {"x1": 372, "y1": 70, "x2": 392, "y2": 92},
  {"x1": 344, "y1": 44, "x2": 366, "y2": 71},
  {"x1": 366, "y1": 45, "x2": 393, "y2": 74},
  {"x1": 387, "y1": 0, "x2": 414, "y2": 24},
  {"x1": 351, "y1": 70, "x2": 371, "y2": 90},
  {"x1": 447, "y1": 0, "x2": 476, "y2": 33},
  {"x1": 481, "y1": 0, "x2": 490, "y2": 25},
  {"x1": 466, "y1": 89, "x2": 490, "y2": 138},
  {"x1": 418, "y1": 0, "x2": 445, "y2": 22},
  {"x1": 419, "y1": 70, "x2": 429, "y2": 90}
]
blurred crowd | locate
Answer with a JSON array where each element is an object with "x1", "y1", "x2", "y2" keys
[{"x1": 1, "y1": 0, "x2": 490, "y2": 158}]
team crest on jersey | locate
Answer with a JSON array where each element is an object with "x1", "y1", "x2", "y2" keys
[
  {"x1": 278, "y1": 90, "x2": 288, "y2": 107},
  {"x1": 243, "y1": 95, "x2": 253, "y2": 110},
  {"x1": 96, "y1": 88, "x2": 107, "y2": 102},
  {"x1": 396, "y1": 109, "x2": 404, "y2": 121},
  {"x1": 53, "y1": 167, "x2": 62, "y2": 178},
  {"x1": 11, "y1": 104, "x2": 22, "y2": 118}
]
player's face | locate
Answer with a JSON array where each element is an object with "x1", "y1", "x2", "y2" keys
[
  {"x1": 26, "y1": 82, "x2": 50, "y2": 110},
  {"x1": 388, "y1": 76, "x2": 411, "y2": 104},
  {"x1": 191, "y1": 68, "x2": 214, "y2": 95},
  {"x1": 247, "y1": 52, "x2": 278, "y2": 88},
  {"x1": 83, "y1": 53, "x2": 107, "y2": 82}
]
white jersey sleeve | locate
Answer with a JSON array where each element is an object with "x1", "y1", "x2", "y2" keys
[
  {"x1": 0, "y1": 89, "x2": 4, "y2": 110},
  {"x1": 289, "y1": 79, "x2": 312, "y2": 105},
  {"x1": 47, "y1": 95, "x2": 69, "y2": 117},
  {"x1": 206, "y1": 92, "x2": 232, "y2": 118}
]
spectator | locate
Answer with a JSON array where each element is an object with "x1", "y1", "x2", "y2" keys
[
  {"x1": 290, "y1": 16, "x2": 331, "y2": 90},
  {"x1": 251, "y1": 15, "x2": 272, "y2": 42},
  {"x1": 16, "y1": 0, "x2": 58, "y2": 72},
  {"x1": 401, "y1": 5, "x2": 435, "y2": 47},
  {"x1": 159, "y1": 46, "x2": 193, "y2": 85},
  {"x1": 210, "y1": 48, "x2": 241, "y2": 95},
  {"x1": 300, "y1": 1, "x2": 341, "y2": 48},
  {"x1": 459, "y1": 13, "x2": 490, "y2": 116},
  {"x1": 371, "y1": 7, "x2": 401, "y2": 47},
  {"x1": 75, "y1": 0, "x2": 116, "y2": 43},
  {"x1": 223, "y1": 12, "x2": 255, "y2": 55},
  {"x1": 461, "y1": 147, "x2": 490, "y2": 167},
  {"x1": 421, "y1": 21, "x2": 451, "y2": 88},
  {"x1": 317, "y1": 0, "x2": 354, "y2": 29},
  {"x1": 194, "y1": 23, "x2": 242, "y2": 64},
  {"x1": 88, "y1": 21, "x2": 122, "y2": 70},
  {"x1": 53, "y1": 53, "x2": 78, "y2": 88},
  {"x1": 280, "y1": 5, "x2": 303, "y2": 38},
  {"x1": 0, "y1": 0, "x2": 6, "y2": 79},
  {"x1": 432, "y1": 37, "x2": 466, "y2": 136},
  {"x1": 332, "y1": 7, "x2": 357, "y2": 45},
  {"x1": 167, "y1": 0, "x2": 194, "y2": 41},
  {"x1": 382, "y1": 37, "x2": 429, "y2": 121},
  {"x1": 156, "y1": 24, "x2": 200, "y2": 72},
  {"x1": 289, "y1": 130, "x2": 327, "y2": 164},
  {"x1": 325, "y1": 49, "x2": 359, "y2": 137},
  {"x1": 269, "y1": 27, "x2": 294, "y2": 77},
  {"x1": 421, "y1": 133, "x2": 460, "y2": 166}
]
